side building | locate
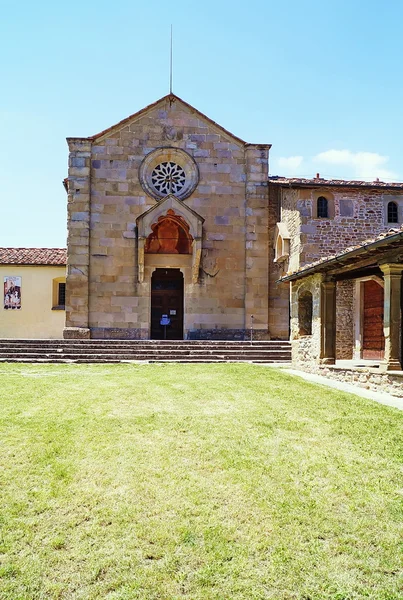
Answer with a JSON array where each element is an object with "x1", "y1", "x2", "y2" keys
[
  {"x1": 268, "y1": 176, "x2": 403, "y2": 345},
  {"x1": 0, "y1": 248, "x2": 66, "y2": 339},
  {"x1": 281, "y1": 226, "x2": 403, "y2": 396}
]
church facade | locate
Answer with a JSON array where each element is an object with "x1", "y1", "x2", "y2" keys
[
  {"x1": 65, "y1": 94, "x2": 274, "y2": 340},
  {"x1": 64, "y1": 93, "x2": 403, "y2": 344}
]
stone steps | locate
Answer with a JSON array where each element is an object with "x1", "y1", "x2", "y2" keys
[
  {"x1": 0, "y1": 339, "x2": 291, "y2": 364},
  {"x1": 0, "y1": 346, "x2": 289, "y2": 353},
  {"x1": 0, "y1": 358, "x2": 289, "y2": 364},
  {"x1": 0, "y1": 340, "x2": 289, "y2": 347},
  {"x1": 0, "y1": 350, "x2": 290, "y2": 356}
]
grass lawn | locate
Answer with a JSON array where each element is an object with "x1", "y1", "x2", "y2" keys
[{"x1": 0, "y1": 363, "x2": 402, "y2": 600}]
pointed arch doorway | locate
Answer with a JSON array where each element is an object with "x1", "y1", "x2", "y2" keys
[{"x1": 151, "y1": 269, "x2": 184, "y2": 340}]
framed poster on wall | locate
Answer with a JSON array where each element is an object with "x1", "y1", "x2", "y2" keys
[{"x1": 4, "y1": 276, "x2": 21, "y2": 310}]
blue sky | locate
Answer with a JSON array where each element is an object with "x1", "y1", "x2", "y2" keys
[{"x1": 1, "y1": 0, "x2": 402, "y2": 247}]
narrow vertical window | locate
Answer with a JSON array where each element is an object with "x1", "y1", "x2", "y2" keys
[
  {"x1": 275, "y1": 235, "x2": 283, "y2": 261},
  {"x1": 387, "y1": 201, "x2": 398, "y2": 223},
  {"x1": 58, "y1": 283, "x2": 66, "y2": 307},
  {"x1": 317, "y1": 196, "x2": 328, "y2": 218}
]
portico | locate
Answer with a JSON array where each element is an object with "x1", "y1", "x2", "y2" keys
[{"x1": 283, "y1": 227, "x2": 403, "y2": 379}]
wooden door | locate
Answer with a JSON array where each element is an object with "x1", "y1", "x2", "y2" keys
[
  {"x1": 151, "y1": 269, "x2": 183, "y2": 340},
  {"x1": 362, "y1": 280, "x2": 385, "y2": 359}
]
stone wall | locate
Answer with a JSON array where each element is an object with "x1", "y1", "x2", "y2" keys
[
  {"x1": 268, "y1": 184, "x2": 290, "y2": 339},
  {"x1": 277, "y1": 186, "x2": 403, "y2": 272},
  {"x1": 279, "y1": 188, "x2": 301, "y2": 272},
  {"x1": 300, "y1": 188, "x2": 403, "y2": 264},
  {"x1": 303, "y1": 188, "x2": 387, "y2": 264},
  {"x1": 244, "y1": 147, "x2": 270, "y2": 334},
  {"x1": 336, "y1": 280, "x2": 354, "y2": 359},
  {"x1": 65, "y1": 139, "x2": 91, "y2": 337},
  {"x1": 315, "y1": 364, "x2": 403, "y2": 398},
  {"x1": 65, "y1": 96, "x2": 271, "y2": 339}
]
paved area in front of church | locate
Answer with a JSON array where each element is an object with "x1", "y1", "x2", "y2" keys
[{"x1": 261, "y1": 364, "x2": 403, "y2": 411}]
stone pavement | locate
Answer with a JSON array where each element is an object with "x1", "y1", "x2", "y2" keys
[{"x1": 262, "y1": 364, "x2": 403, "y2": 411}]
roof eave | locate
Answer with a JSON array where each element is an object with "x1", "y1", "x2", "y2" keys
[
  {"x1": 2, "y1": 262, "x2": 67, "y2": 267},
  {"x1": 279, "y1": 230, "x2": 403, "y2": 283},
  {"x1": 268, "y1": 179, "x2": 403, "y2": 191}
]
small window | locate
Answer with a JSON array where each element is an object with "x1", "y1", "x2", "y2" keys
[
  {"x1": 58, "y1": 283, "x2": 66, "y2": 307},
  {"x1": 274, "y1": 223, "x2": 291, "y2": 263},
  {"x1": 52, "y1": 277, "x2": 66, "y2": 310},
  {"x1": 317, "y1": 196, "x2": 328, "y2": 218},
  {"x1": 387, "y1": 201, "x2": 398, "y2": 224},
  {"x1": 298, "y1": 291, "x2": 313, "y2": 336}
]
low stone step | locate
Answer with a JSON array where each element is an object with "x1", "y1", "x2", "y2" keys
[
  {"x1": 0, "y1": 342, "x2": 290, "y2": 351},
  {"x1": 0, "y1": 357, "x2": 290, "y2": 364},
  {"x1": 0, "y1": 353, "x2": 291, "y2": 361},
  {"x1": 0, "y1": 338, "x2": 288, "y2": 343},
  {"x1": 0, "y1": 348, "x2": 291, "y2": 356},
  {"x1": 0, "y1": 342, "x2": 290, "y2": 349},
  {"x1": 0, "y1": 344, "x2": 290, "y2": 351},
  {"x1": 0, "y1": 339, "x2": 291, "y2": 364}
]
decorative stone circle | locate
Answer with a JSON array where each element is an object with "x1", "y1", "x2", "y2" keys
[
  {"x1": 151, "y1": 162, "x2": 186, "y2": 196},
  {"x1": 139, "y1": 147, "x2": 199, "y2": 201}
]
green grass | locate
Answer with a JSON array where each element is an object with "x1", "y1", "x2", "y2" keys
[{"x1": 0, "y1": 363, "x2": 402, "y2": 600}]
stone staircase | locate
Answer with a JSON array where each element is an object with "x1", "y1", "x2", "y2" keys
[{"x1": 0, "y1": 339, "x2": 291, "y2": 364}]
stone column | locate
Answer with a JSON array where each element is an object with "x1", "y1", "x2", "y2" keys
[
  {"x1": 244, "y1": 144, "x2": 271, "y2": 339},
  {"x1": 320, "y1": 278, "x2": 336, "y2": 364},
  {"x1": 63, "y1": 138, "x2": 92, "y2": 339},
  {"x1": 380, "y1": 263, "x2": 403, "y2": 371}
]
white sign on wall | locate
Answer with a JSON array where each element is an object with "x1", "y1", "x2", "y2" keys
[{"x1": 4, "y1": 276, "x2": 21, "y2": 310}]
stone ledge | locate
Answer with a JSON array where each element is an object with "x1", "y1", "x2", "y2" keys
[
  {"x1": 327, "y1": 364, "x2": 403, "y2": 378},
  {"x1": 187, "y1": 328, "x2": 271, "y2": 341},
  {"x1": 320, "y1": 366, "x2": 403, "y2": 397},
  {"x1": 328, "y1": 364, "x2": 382, "y2": 374},
  {"x1": 63, "y1": 327, "x2": 91, "y2": 340},
  {"x1": 91, "y1": 327, "x2": 146, "y2": 340}
]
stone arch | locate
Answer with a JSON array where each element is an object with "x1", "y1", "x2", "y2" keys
[
  {"x1": 136, "y1": 194, "x2": 204, "y2": 283},
  {"x1": 313, "y1": 191, "x2": 335, "y2": 219},
  {"x1": 274, "y1": 222, "x2": 291, "y2": 263},
  {"x1": 298, "y1": 289, "x2": 313, "y2": 336},
  {"x1": 387, "y1": 201, "x2": 398, "y2": 224}
]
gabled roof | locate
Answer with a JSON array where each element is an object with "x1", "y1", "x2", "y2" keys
[
  {"x1": 84, "y1": 93, "x2": 269, "y2": 147},
  {"x1": 269, "y1": 176, "x2": 403, "y2": 191},
  {"x1": 0, "y1": 248, "x2": 67, "y2": 266},
  {"x1": 280, "y1": 226, "x2": 403, "y2": 282}
]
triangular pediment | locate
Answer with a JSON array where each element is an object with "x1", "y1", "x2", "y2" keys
[
  {"x1": 136, "y1": 194, "x2": 204, "y2": 240},
  {"x1": 87, "y1": 94, "x2": 247, "y2": 146}
]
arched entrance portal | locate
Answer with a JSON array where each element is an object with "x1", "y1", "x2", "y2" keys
[{"x1": 151, "y1": 269, "x2": 184, "y2": 340}]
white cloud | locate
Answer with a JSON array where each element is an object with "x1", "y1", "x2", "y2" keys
[
  {"x1": 277, "y1": 156, "x2": 303, "y2": 170},
  {"x1": 315, "y1": 149, "x2": 398, "y2": 181}
]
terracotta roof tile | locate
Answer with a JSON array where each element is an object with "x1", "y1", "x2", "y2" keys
[
  {"x1": 0, "y1": 248, "x2": 67, "y2": 265},
  {"x1": 281, "y1": 225, "x2": 403, "y2": 281},
  {"x1": 269, "y1": 176, "x2": 403, "y2": 190}
]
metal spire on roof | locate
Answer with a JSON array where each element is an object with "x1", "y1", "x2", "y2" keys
[{"x1": 169, "y1": 24, "x2": 173, "y2": 95}]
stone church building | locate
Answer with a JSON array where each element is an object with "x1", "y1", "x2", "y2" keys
[{"x1": 64, "y1": 93, "x2": 403, "y2": 356}]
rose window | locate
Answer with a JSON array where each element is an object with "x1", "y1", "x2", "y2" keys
[
  {"x1": 139, "y1": 148, "x2": 198, "y2": 200},
  {"x1": 151, "y1": 162, "x2": 186, "y2": 196}
]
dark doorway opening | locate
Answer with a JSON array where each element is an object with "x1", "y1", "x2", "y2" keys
[{"x1": 151, "y1": 269, "x2": 184, "y2": 340}]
